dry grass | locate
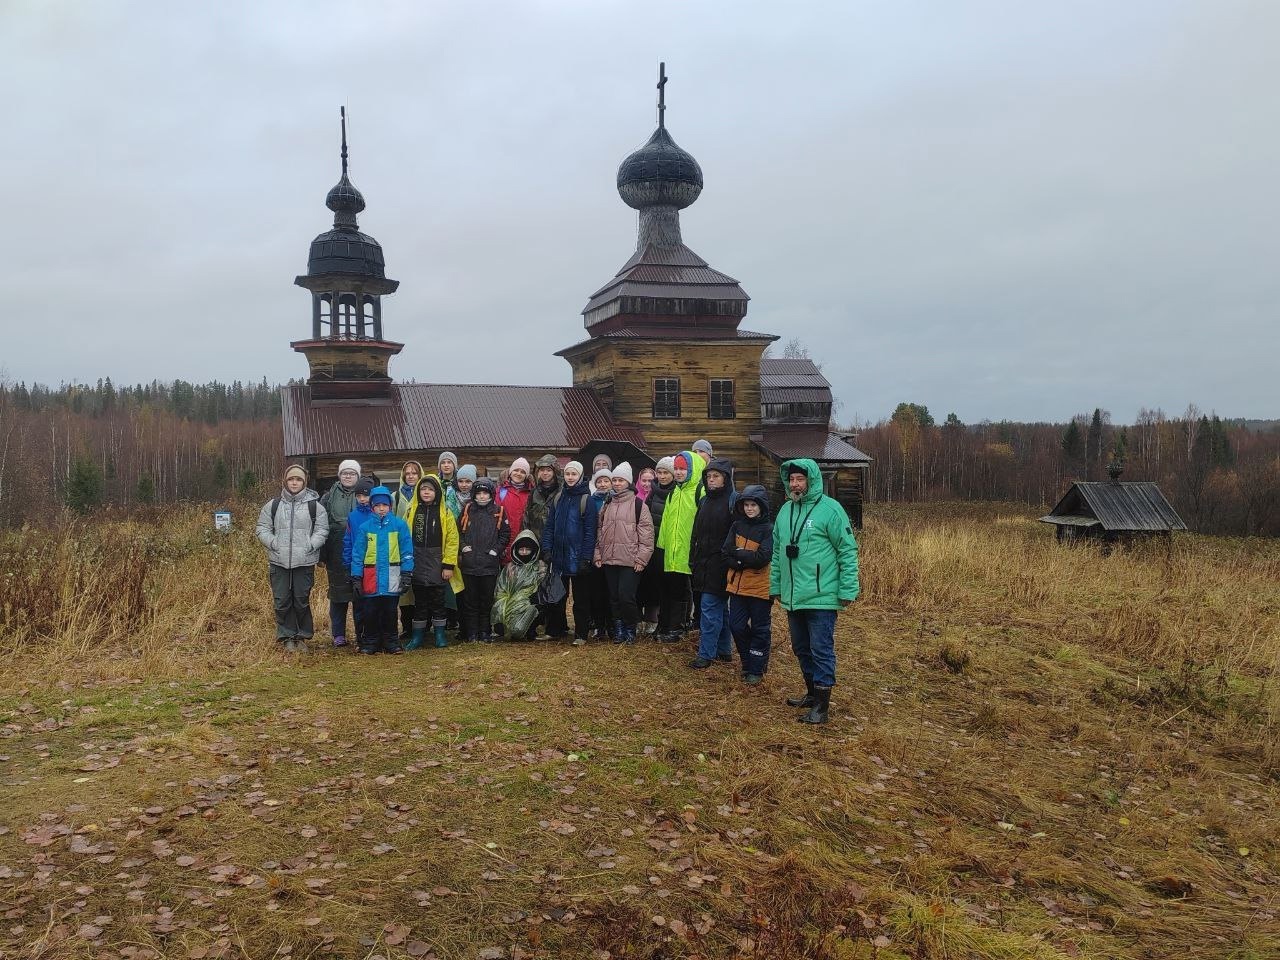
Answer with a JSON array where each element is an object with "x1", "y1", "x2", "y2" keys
[{"x1": 1, "y1": 503, "x2": 1277, "y2": 959}]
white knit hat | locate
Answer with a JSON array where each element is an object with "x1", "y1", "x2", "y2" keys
[
  {"x1": 510, "y1": 456, "x2": 531, "y2": 474},
  {"x1": 563, "y1": 460, "x2": 584, "y2": 477},
  {"x1": 591, "y1": 468, "x2": 613, "y2": 487},
  {"x1": 610, "y1": 462, "x2": 633, "y2": 484},
  {"x1": 655, "y1": 456, "x2": 675, "y2": 473},
  {"x1": 338, "y1": 459, "x2": 361, "y2": 476}
]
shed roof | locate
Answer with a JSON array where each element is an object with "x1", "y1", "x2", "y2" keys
[
  {"x1": 282, "y1": 383, "x2": 646, "y2": 458},
  {"x1": 1039, "y1": 481, "x2": 1187, "y2": 532},
  {"x1": 751, "y1": 427, "x2": 872, "y2": 464},
  {"x1": 759, "y1": 357, "x2": 833, "y2": 406}
]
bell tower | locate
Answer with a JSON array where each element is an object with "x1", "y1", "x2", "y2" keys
[{"x1": 291, "y1": 108, "x2": 403, "y2": 400}]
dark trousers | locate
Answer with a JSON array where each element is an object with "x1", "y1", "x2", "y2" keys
[
  {"x1": 461, "y1": 574, "x2": 497, "y2": 640},
  {"x1": 399, "y1": 602, "x2": 414, "y2": 637},
  {"x1": 364, "y1": 595, "x2": 400, "y2": 653},
  {"x1": 604, "y1": 565, "x2": 640, "y2": 629},
  {"x1": 787, "y1": 609, "x2": 838, "y2": 687},
  {"x1": 352, "y1": 597, "x2": 368, "y2": 645},
  {"x1": 637, "y1": 549, "x2": 663, "y2": 621},
  {"x1": 329, "y1": 600, "x2": 350, "y2": 639},
  {"x1": 269, "y1": 564, "x2": 315, "y2": 640},
  {"x1": 412, "y1": 583, "x2": 448, "y2": 627},
  {"x1": 658, "y1": 572, "x2": 691, "y2": 633},
  {"x1": 569, "y1": 570, "x2": 611, "y2": 638},
  {"x1": 541, "y1": 582, "x2": 570, "y2": 637},
  {"x1": 729, "y1": 595, "x2": 773, "y2": 676}
]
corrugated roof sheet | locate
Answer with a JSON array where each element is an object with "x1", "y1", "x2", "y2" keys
[
  {"x1": 760, "y1": 372, "x2": 832, "y2": 390},
  {"x1": 761, "y1": 358, "x2": 827, "y2": 376},
  {"x1": 761, "y1": 387, "x2": 833, "y2": 404},
  {"x1": 1040, "y1": 481, "x2": 1187, "y2": 532},
  {"x1": 282, "y1": 384, "x2": 646, "y2": 458},
  {"x1": 751, "y1": 427, "x2": 872, "y2": 463}
]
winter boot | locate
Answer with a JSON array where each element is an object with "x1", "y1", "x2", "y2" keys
[
  {"x1": 622, "y1": 624, "x2": 637, "y2": 645},
  {"x1": 433, "y1": 624, "x2": 449, "y2": 648},
  {"x1": 786, "y1": 676, "x2": 816, "y2": 708},
  {"x1": 612, "y1": 619, "x2": 626, "y2": 644},
  {"x1": 797, "y1": 685, "x2": 831, "y2": 725},
  {"x1": 404, "y1": 623, "x2": 428, "y2": 651}
]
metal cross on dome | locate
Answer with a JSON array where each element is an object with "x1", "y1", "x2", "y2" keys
[{"x1": 657, "y1": 61, "x2": 667, "y2": 129}]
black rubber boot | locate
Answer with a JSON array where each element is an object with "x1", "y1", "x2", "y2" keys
[
  {"x1": 786, "y1": 675, "x2": 816, "y2": 708},
  {"x1": 797, "y1": 685, "x2": 831, "y2": 725}
]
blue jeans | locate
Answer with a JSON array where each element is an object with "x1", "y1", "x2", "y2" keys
[
  {"x1": 698, "y1": 592, "x2": 733, "y2": 661},
  {"x1": 729, "y1": 595, "x2": 772, "y2": 676},
  {"x1": 787, "y1": 609, "x2": 837, "y2": 687}
]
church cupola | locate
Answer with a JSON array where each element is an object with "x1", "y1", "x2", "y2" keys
[
  {"x1": 291, "y1": 108, "x2": 403, "y2": 401},
  {"x1": 582, "y1": 63, "x2": 748, "y2": 336}
]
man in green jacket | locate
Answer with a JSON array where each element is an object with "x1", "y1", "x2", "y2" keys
[{"x1": 769, "y1": 459, "x2": 860, "y2": 724}]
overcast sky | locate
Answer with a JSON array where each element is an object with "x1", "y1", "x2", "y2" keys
[{"x1": 2, "y1": 0, "x2": 1276, "y2": 424}]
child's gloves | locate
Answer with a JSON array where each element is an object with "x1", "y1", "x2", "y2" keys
[
  {"x1": 398, "y1": 572, "x2": 412, "y2": 594},
  {"x1": 349, "y1": 577, "x2": 362, "y2": 598}
]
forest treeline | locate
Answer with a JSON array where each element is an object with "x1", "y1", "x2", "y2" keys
[
  {"x1": 1, "y1": 379, "x2": 1277, "y2": 536},
  {"x1": 0, "y1": 379, "x2": 283, "y2": 526},
  {"x1": 853, "y1": 404, "x2": 1280, "y2": 536}
]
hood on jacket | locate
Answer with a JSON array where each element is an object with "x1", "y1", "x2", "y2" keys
[
  {"x1": 703, "y1": 457, "x2": 735, "y2": 495},
  {"x1": 535, "y1": 453, "x2": 560, "y2": 474},
  {"x1": 369, "y1": 485, "x2": 393, "y2": 507},
  {"x1": 279, "y1": 486, "x2": 319, "y2": 504},
  {"x1": 406, "y1": 474, "x2": 445, "y2": 529},
  {"x1": 674, "y1": 451, "x2": 705, "y2": 488},
  {"x1": 510, "y1": 529, "x2": 541, "y2": 565},
  {"x1": 780, "y1": 459, "x2": 824, "y2": 505},
  {"x1": 734, "y1": 484, "x2": 772, "y2": 521}
]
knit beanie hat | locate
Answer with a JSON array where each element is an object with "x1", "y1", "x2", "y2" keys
[
  {"x1": 610, "y1": 462, "x2": 634, "y2": 484},
  {"x1": 786, "y1": 462, "x2": 809, "y2": 478},
  {"x1": 456, "y1": 464, "x2": 477, "y2": 482},
  {"x1": 338, "y1": 459, "x2": 361, "y2": 477},
  {"x1": 354, "y1": 476, "x2": 376, "y2": 496},
  {"x1": 510, "y1": 456, "x2": 531, "y2": 475},
  {"x1": 591, "y1": 468, "x2": 613, "y2": 488},
  {"x1": 674, "y1": 453, "x2": 691, "y2": 471},
  {"x1": 592, "y1": 453, "x2": 613, "y2": 471},
  {"x1": 563, "y1": 460, "x2": 584, "y2": 478},
  {"x1": 692, "y1": 439, "x2": 713, "y2": 456},
  {"x1": 438, "y1": 451, "x2": 458, "y2": 470},
  {"x1": 655, "y1": 456, "x2": 676, "y2": 473},
  {"x1": 283, "y1": 464, "x2": 308, "y2": 483}
]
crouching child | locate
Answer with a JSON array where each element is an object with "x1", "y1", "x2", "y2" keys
[
  {"x1": 348, "y1": 486, "x2": 414, "y2": 655},
  {"x1": 724, "y1": 484, "x2": 774, "y2": 684},
  {"x1": 256, "y1": 464, "x2": 330, "y2": 653},
  {"x1": 405, "y1": 474, "x2": 463, "y2": 650},
  {"x1": 492, "y1": 530, "x2": 544, "y2": 640}
]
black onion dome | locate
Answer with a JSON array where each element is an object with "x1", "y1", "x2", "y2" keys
[
  {"x1": 307, "y1": 228, "x2": 386, "y2": 278},
  {"x1": 325, "y1": 175, "x2": 366, "y2": 216},
  {"x1": 617, "y1": 126, "x2": 703, "y2": 211}
]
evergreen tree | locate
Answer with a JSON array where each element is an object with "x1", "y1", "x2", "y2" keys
[
  {"x1": 136, "y1": 474, "x2": 156, "y2": 505},
  {"x1": 65, "y1": 456, "x2": 104, "y2": 514},
  {"x1": 237, "y1": 469, "x2": 259, "y2": 499}
]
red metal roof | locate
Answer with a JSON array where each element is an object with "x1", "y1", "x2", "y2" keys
[
  {"x1": 282, "y1": 383, "x2": 646, "y2": 458},
  {"x1": 752, "y1": 427, "x2": 872, "y2": 464}
]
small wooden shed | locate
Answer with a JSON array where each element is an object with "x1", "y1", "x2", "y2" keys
[{"x1": 1040, "y1": 465, "x2": 1187, "y2": 545}]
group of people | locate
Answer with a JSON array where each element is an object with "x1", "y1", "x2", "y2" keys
[{"x1": 256, "y1": 442, "x2": 859, "y2": 723}]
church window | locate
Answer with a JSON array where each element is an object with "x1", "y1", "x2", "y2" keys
[
  {"x1": 709, "y1": 379, "x2": 735, "y2": 419},
  {"x1": 653, "y1": 378, "x2": 680, "y2": 419}
]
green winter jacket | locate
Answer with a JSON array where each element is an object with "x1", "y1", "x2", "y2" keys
[
  {"x1": 656, "y1": 451, "x2": 706, "y2": 575},
  {"x1": 769, "y1": 459, "x2": 859, "y2": 611}
]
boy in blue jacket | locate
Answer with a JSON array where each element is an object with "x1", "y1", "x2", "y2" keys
[{"x1": 349, "y1": 486, "x2": 414, "y2": 655}]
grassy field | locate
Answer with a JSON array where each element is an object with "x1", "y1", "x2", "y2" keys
[{"x1": 1, "y1": 503, "x2": 1278, "y2": 959}]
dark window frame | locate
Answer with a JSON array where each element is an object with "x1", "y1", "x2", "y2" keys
[
  {"x1": 709, "y1": 378, "x2": 736, "y2": 419},
  {"x1": 652, "y1": 377, "x2": 681, "y2": 419}
]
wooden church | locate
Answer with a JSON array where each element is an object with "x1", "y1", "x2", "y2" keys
[{"x1": 282, "y1": 73, "x2": 871, "y2": 518}]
